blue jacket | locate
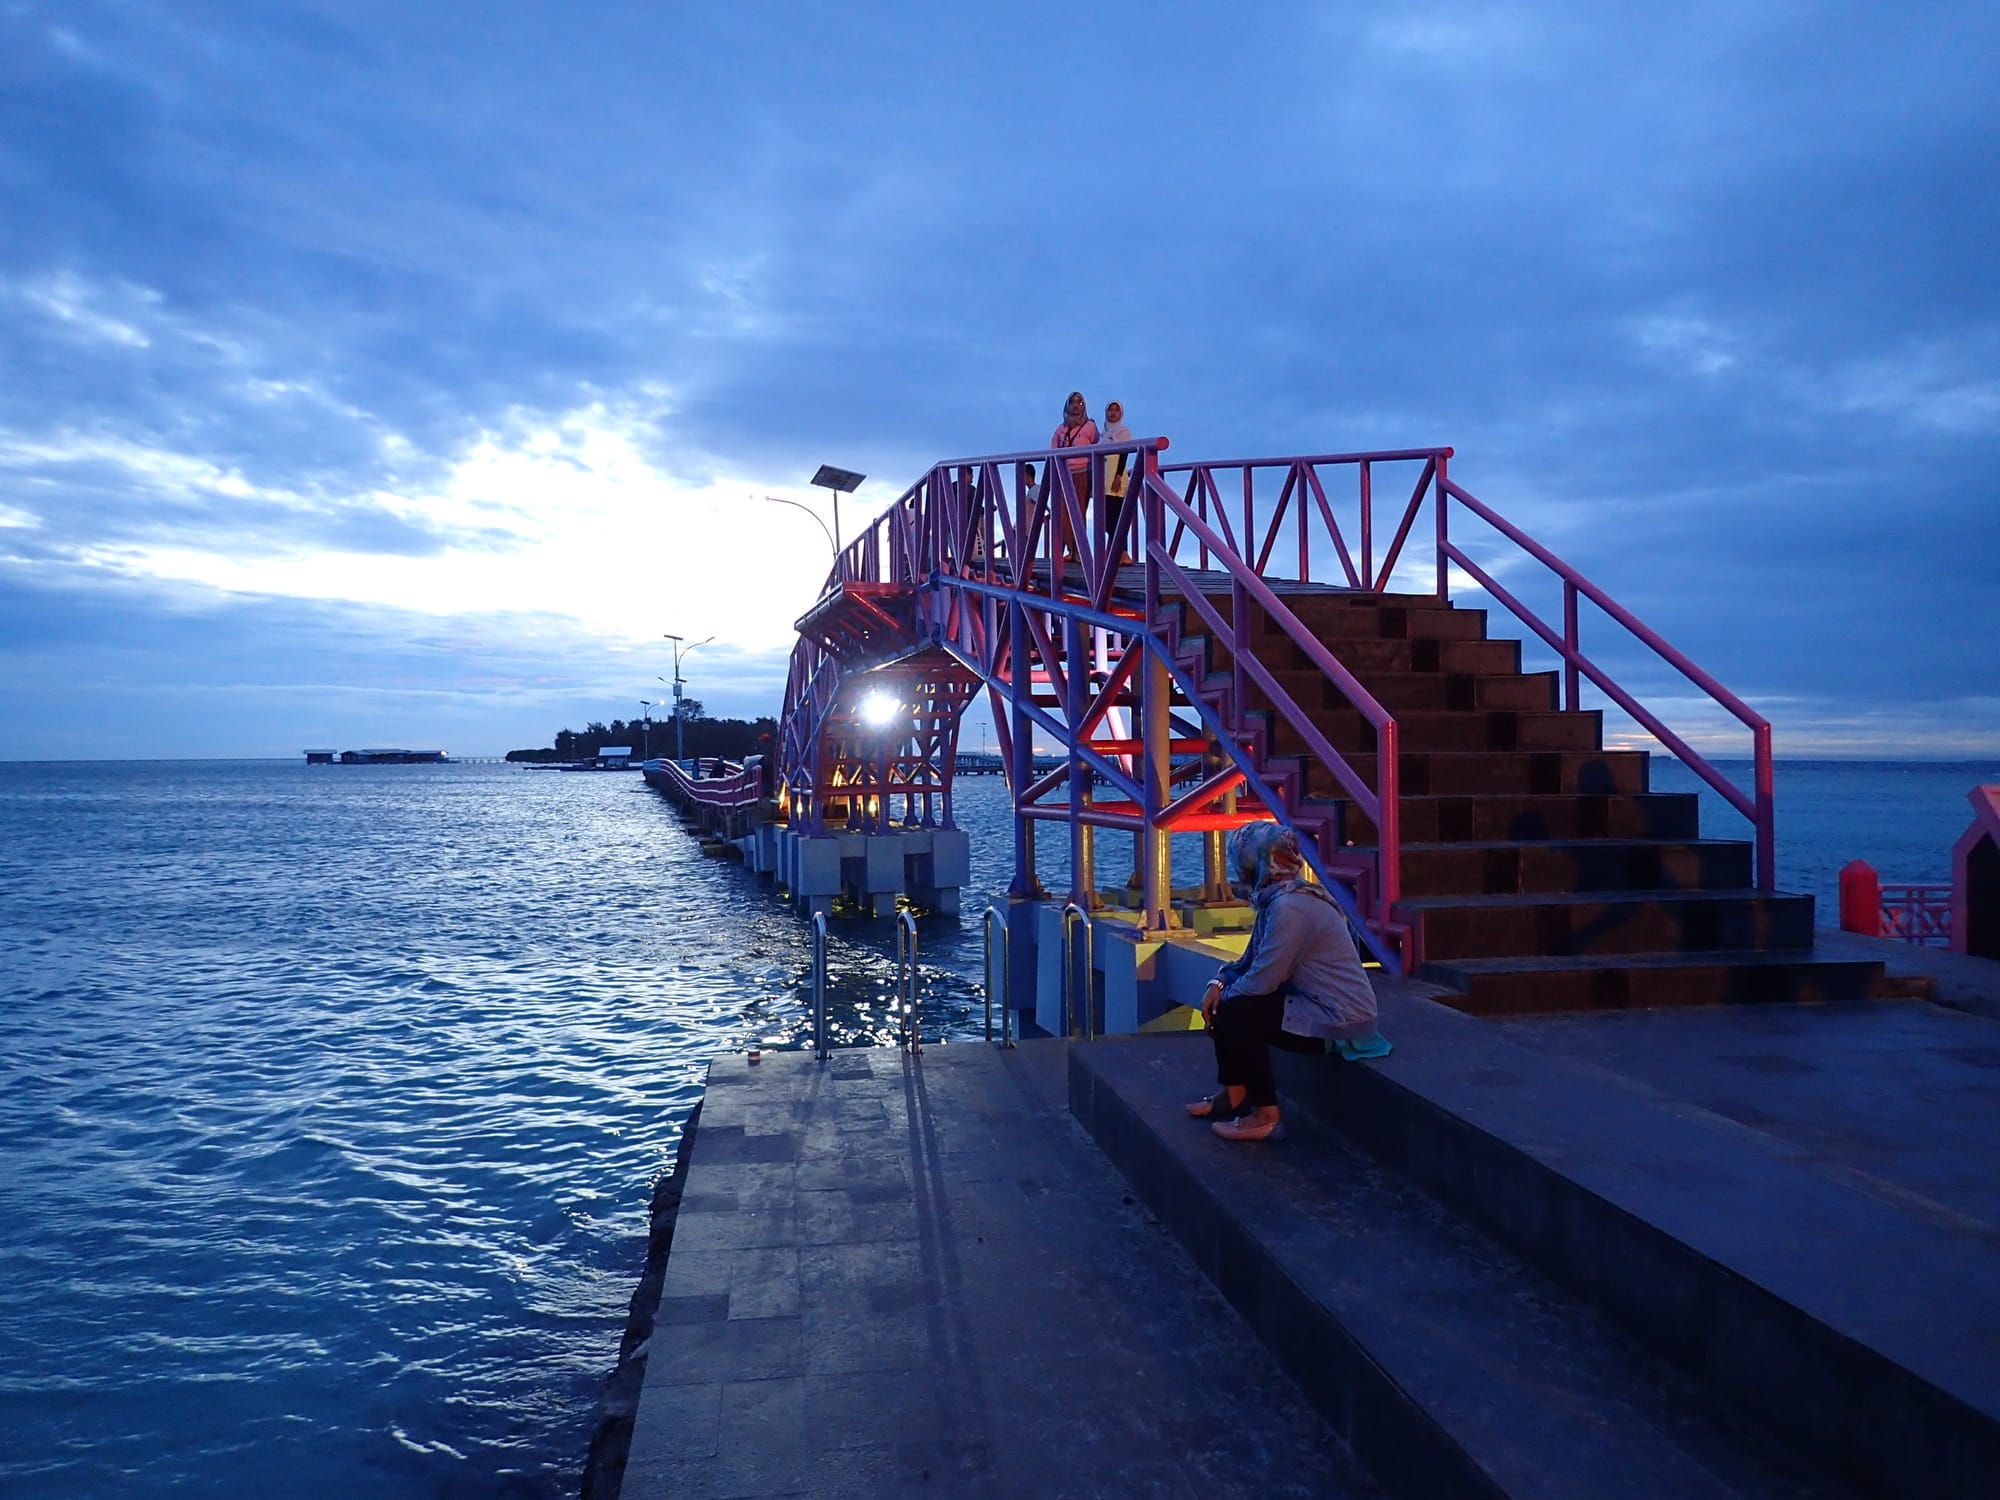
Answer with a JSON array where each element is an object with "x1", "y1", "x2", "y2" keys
[{"x1": 1216, "y1": 880, "x2": 1378, "y2": 1041}]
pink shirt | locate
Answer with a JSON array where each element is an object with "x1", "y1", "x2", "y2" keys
[{"x1": 1051, "y1": 419, "x2": 1098, "y2": 471}]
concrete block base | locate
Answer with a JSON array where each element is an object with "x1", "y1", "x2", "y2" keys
[{"x1": 772, "y1": 825, "x2": 970, "y2": 917}]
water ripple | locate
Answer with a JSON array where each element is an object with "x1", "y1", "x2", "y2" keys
[{"x1": 0, "y1": 761, "x2": 1036, "y2": 1498}]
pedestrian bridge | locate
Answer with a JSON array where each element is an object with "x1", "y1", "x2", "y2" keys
[{"x1": 654, "y1": 432, "x2": 1917, "y2": 1033}]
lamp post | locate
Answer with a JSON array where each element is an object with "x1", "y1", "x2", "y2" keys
[
  {"x1": 761, "y1": 495, "x2": 837, "y2": 560},
  {"x1": 661, "y1": 634, "x2": 715, "y2": 762},
  {"x1": 809, "y1": 464, "x2": 866, "y2": 558},
  {"x1": 639, "y1": 700, "x2": 652, "y2": 761}
]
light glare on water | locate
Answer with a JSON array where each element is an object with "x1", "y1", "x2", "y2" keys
[{"x1": 0, "y1": 761, "x2": 1021, "y2": 1498}]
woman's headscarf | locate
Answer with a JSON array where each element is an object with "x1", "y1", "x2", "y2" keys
[{"x1": 1229, "y1": 820, "x2": 1304, "y2": 889}]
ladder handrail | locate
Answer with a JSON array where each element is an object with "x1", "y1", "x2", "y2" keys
[
  {"x1": 895, "y1": 911, "x2": 921, "y2": 1053},
  {"x1": 1061, "y1": 903, "x2": 1094, "y2": 1041},
  {"x1": 982, "y1": 905, "x2": 1013, "y2": 1047},
  {"x1": 811, "y1": 911, "x2": 829, "y2": 1060}
]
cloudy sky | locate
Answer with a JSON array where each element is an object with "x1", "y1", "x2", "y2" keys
[{"x1": 1, "y1": 0, "x2": 1993, "y2": 760}]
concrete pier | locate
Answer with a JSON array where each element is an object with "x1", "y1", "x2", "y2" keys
[
  {"x1": 613, "y1": 938, "x2": 2000, "y2": 1499},
  {"x1": 617, "y1": 1042, "x2": 1380, "y2": 1498},
  {"x1": 774, "y1": 825, "x2": 971, "y2": 917}
]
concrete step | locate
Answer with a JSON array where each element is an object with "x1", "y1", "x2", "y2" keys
[
  {"x1": 1255, "y1": 668, "x2": 1559, "y2": 714},
  {"x1": 1299, "y1": 749, "x2": 1653, "y2": 799},
  {"x1": 1322, "y1": 791, "x2": 1702, "y2": 844},
  {"x1": 1071, "y1": 1034, "x2": 1860, "y2": 1500},
  {"x1": 1322, "y1": 635, "x2": 1525, "y2": 677},
  {"x1": 1269, "y1": 707, "x2": 1604, "y2": 755},
  {"x1": 1397, "y1": 889, "x2": 1816, "y2": 961},
  {"x1": 1397, "y1": 838, "x2": 1755, "y2": 896},
  {"x1": 1289, "y1": 601, "x2": 1490, "y2": 641},
  {"x1": 1417, "y1": 948, "x2": 1907, "y2": 1015},
  {"x1": 1187, "y1": 588, "x2": 1459, "y2": 623},
  {"x1": 1262, "y1": 988, "x2": 2000, "y2": 1499}
]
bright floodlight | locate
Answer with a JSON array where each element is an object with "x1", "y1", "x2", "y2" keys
[{"x1": 859, "y1": 692, "x2": 902, "y2": 728}]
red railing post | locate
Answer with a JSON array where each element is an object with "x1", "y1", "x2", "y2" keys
[
  {"x1": 1359, "y1": 460, "x2": 1373, "y2": 590},
  {"x1": 1231, "y1": 579, "x2": 1250, "y2": 734},
  {"x1": 1298, "y1": 463, "x2": 1310, "y2": 582},
  {"x1": 1433, "y1": 451, "x2": 1450, "y2": 600},
  {"x1": 1563, "y1": 579, "x2": 1580, "y2": 711},
  {"x1": 1377, "y1": 718, "x2": 1400, "y2": 909},
  {"x1": 1242, "y1": 467, "x2": 1254, "y2": 578},
  {"x1": 1754, "y1": 722, "x2": 1775, "y2": 891}
]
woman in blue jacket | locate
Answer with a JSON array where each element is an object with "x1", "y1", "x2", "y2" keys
[{"x1": 1190, "y1": 822, "x2": 1389, "y2": 1142}]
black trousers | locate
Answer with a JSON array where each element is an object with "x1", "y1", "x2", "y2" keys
[{"x1": 1210, "y1": 990, "x2": 1321, "y2": 1108}]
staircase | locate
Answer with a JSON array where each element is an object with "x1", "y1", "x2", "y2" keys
[{"x1": 1154, "y1": 582, "x2": 1917, "y2": 1013}]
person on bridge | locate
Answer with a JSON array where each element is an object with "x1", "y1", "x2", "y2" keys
[
  {"x1": 1051, "y1": 391, "x2": 1098, "y2": 501},
  {"x1": 1099, "y1": 399, "x2": 1134, "y2": 563},
  {"x1": 1190, "y1": 822, "x2": 1386, "y2": 1142}
]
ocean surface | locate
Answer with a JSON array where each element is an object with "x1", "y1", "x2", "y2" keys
[{"x1": 0, "y1": 756, "x2": 1990, "y2": 1497}]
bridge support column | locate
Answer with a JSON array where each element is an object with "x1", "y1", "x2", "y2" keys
[
  {"x1": 1141, "y1": 639, "x2": 1172, "y2": 930},
  {"x1": 906, "y1": 827, "x2": 971, "y2": 914},
  {"x1": 849, "y1": 834, "x2": 905, "y2": 916},
  {"x1": 1066, "y1": 613, "x2": 1096, "y2": 910},
  {"x1": 1007, "y1": 601, "x2": 1041, "y2": 899},
  {"x1": 782, "y1": 830, "x2": 843, "y2": 918},
  {"x1": 1004, "y1": 895, "x2": 1042, "y2": 1031},
  {"x1": 1203, "y1": 743, "x2": 1237, "y2": 902}
]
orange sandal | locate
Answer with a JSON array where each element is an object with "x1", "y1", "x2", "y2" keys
[
  {"x1": 1186, "y1": 1090, "x2": 1248, "y2": 1120},
  {"x1": 1212, "y1": 1114, "x2": 1287, "y2": 1142}
]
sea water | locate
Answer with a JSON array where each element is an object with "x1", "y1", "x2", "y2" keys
[{"x1": 0, "y1": 757, "x2": 1990, "y2": 1497}]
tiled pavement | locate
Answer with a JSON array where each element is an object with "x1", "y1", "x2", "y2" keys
[{"x1": 623, "y1": 1040, "x2": 1381, "y2": 1500}]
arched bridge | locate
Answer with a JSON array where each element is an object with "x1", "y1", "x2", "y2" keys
[{"x1": 655, "y1": 432, "x2": 1912, "y2": 1030}]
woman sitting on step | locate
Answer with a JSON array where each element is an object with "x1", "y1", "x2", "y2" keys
[{"x1": 1190, "y1": 823, "x2": 1388, "y2": 1143}]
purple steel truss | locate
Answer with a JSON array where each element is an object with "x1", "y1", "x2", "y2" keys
[{"x1": 776, "y1": 436, "x2": 1779, "y2": 973}]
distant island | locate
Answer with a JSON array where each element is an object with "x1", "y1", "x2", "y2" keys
[{"x1": 506, "y1": 703, "x2": 777, "y2": 764}]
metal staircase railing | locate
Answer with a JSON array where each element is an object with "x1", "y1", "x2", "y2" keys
[{"x1": 774, "y1": 433, "x2": 1780, "y2": 969}]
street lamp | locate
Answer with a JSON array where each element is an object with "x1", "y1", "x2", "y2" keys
[
  {"x1": 760, "y1": 494, "x2": 837, "y2": 559},
  {"x1": 639, "y1": 700, "x2": 652, "y2": 761},
  {"x1": 661, "y1": 633, "x2": 715, "y2": 762},
  {"x1": 810, "y1": 464, "x2": 866, "y2": 556}
]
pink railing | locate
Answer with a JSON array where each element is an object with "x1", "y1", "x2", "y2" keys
[
  {"x1": 777, "y1": 433, "x2": 1781, "y2": 957},
  {"x1": 1143, "y1": 493, "x2": 1405, "y2": 912},
  {"x1": 1427, "y1": 479, "x2": 1774, "y2": 890},
  {"x1": 789, "y1": 437, "x2": 1421, "y2": 960},
  {"x1": 646, "y1": 756, "x2": 763, "y2": 811},
  {"x1": 1156, "y1": 449, "x2": 1449, "y2": 592},
  {"x1": 1147, "y1": 448, "x2": 1779, "y2": 891},
  {"x1": 1880, "y1": 883, "x2": 1954, "y2": 947}
]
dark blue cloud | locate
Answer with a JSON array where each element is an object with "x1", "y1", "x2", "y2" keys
[{"x1": 0, "y1": 0, "x2": 1992, "y2": 757}]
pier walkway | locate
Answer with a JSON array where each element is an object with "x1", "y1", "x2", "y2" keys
[
  {"x1": 621, "y1": 942, "x2": 2000, "y2": 1500},
  {"x1": 621, "y1": 1041, "x2": 1382, "y2": 1499}
]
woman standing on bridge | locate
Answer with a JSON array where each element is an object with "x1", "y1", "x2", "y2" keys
[
  {"x1": 1190, "y1": 823, "x2": 1386, "y2": 1142},
  {"x1": 1050, "y1": 391, "x2": 1098, "y2": 502},
  {"x1": 1099, "y1": 399, "x2": 1133, "y2": 561}
]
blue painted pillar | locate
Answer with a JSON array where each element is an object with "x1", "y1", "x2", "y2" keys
[
  {"x1": 1008, "y1": 598, "x2": 1038, "y2": 898},
  {"x1": 1067, "y1": 611, "x2": 1094, "y2": 908}
]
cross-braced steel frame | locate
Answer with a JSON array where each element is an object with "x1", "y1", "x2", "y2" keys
[{"x1": 777, "y1": 433, "x2": 1779, "y2": 976}]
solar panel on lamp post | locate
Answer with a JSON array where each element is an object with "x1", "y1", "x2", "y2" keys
[
  {"x1": 810, "y1": 464, "x2": 865, "y2": 560},
  {"x1": 661, "y1": 635, "x2": 714, "y2": 762}
]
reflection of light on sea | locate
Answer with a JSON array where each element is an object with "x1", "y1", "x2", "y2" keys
[{"x1": 0, "y1": 761, "x2": 1024, "y2": 1498}]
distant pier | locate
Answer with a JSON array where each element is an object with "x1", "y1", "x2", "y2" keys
[{"x1": 304, "y1": 748, "x2": 450, "y2": 764}]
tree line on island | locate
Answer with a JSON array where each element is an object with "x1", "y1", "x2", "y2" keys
[{"x1": 506, "y1": 701, "x2": 778, "y2": 763}]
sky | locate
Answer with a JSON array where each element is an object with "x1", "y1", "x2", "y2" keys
[{"x1": 0, "y1": 0, "x2": 1994, "y2": 760}]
